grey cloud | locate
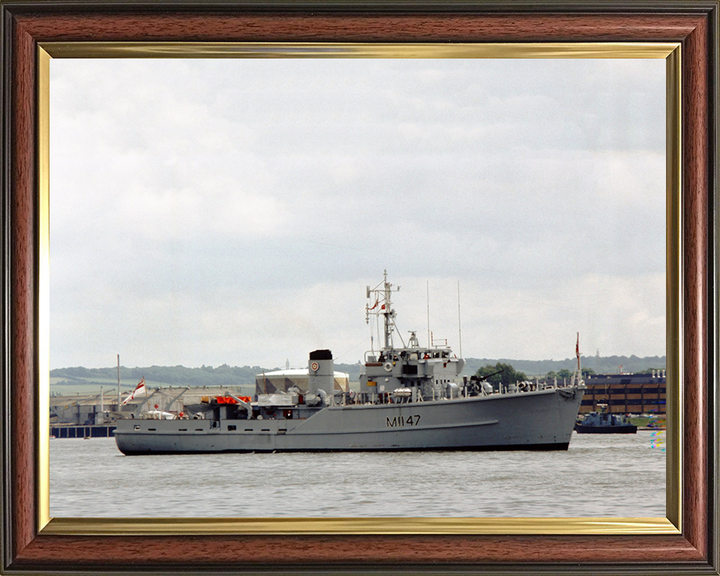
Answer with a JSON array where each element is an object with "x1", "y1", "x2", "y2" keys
[{"x1": 49, "y1": 58, "x2": 666, "y2": 368}]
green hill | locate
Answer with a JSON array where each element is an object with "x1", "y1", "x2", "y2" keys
[{"x1": 50, "y1": 354, "x2": 665, "y2": 394}]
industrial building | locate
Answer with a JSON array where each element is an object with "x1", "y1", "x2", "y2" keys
[
  {"x1": 580, "y1": 371, "x2": 666, "y2": 415},
  {"x1": 50, "y1": 385, "x2": 250, "y2": 426},
  {"x1": 50, "y1": 365, "x2": 351, "y2": 428}
]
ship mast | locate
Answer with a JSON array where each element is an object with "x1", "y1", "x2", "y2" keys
[
  {"x1": 574, "y1": 332, "x2": 582, "y2": 387},
  {"x1": 381, "y1": 271, "x2": 394, "y2": 350},
  {"x1": 366, "y1": 270, "x2": 401, "y2": 352}
]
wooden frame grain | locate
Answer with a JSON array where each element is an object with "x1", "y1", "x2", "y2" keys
[{"x1": 1, "y1": 2, "x2": 717, "y2": 574}]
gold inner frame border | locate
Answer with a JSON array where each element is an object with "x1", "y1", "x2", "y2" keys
[{"x1": 36, "y1": 41, "x2": 682, "y2": 537}]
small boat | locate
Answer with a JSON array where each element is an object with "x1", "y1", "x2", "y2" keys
[{"x1": 575, "y1": 404, "x2": 638, "y2": 434}]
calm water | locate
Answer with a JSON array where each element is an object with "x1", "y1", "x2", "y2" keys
[{"x1": 50, "y1": 431, "x2": 666, "y2": 518}]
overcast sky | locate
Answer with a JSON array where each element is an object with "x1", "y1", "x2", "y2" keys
[{"x1": 49, "y1": 58, "x2": 666, "y2": 370}]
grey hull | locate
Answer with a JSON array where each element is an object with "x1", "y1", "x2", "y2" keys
[{"x1": 114, "y1": 386, "x2": 583, "y2": 454}]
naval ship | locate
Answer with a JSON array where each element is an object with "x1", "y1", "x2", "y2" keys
[{"x1": 114, "y1": 272, "x2": 585, "y2": 455}]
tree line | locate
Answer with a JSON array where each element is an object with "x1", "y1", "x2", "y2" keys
[
  {"x1": 474, "y1": 363, "x2": 666, "y2": 390},
  {"x1": 51, "y1": 355, "x2": 666, "y2": 390}
]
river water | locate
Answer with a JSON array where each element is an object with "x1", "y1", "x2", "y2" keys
[{"x1": 49, "y1": 431, "x2": 666, "y2": 518}]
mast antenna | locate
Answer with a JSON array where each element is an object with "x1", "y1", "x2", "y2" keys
[
  {"x1": 116, "y1": 354, "x2": 120, "y2": 408},
  {"x1": 457, "y1": 280, "x2": 463, "y2": 358},
  {"x1": 426, "y1": 280, "x2": 430, "y2": 348}
]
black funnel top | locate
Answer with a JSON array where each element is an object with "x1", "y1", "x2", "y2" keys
[{"x1": 309, "y1": 349, "x2": 333, "y2": 360}]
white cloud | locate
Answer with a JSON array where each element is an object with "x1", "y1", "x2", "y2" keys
[{"x1": 49, "y1": 58, "x2": 666, "y2": 369}]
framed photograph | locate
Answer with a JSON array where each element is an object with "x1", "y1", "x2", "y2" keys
[
  {"x1": 47, "y1": 47, "x2": 671, "y2": 522},
  {"x1": 1, "y1": 2, "x2": 717, "y2": 574}
]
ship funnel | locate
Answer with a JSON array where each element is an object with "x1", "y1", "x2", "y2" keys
[{"x1": 308, "y1": 349, "x2": 334, "y2": 395}]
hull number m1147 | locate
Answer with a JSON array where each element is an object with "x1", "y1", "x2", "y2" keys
[{"x1": 386, "y1": 415, "x2": 421, "y2": 428}]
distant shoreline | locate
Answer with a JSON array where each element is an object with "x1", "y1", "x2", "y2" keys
[{"x1": 50, "y1": 354, "x2": 666, "y2": 394}]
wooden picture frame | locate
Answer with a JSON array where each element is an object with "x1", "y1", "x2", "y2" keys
[{"x1": 1, "y1": 1, "x2": 717, "y2": 574}]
